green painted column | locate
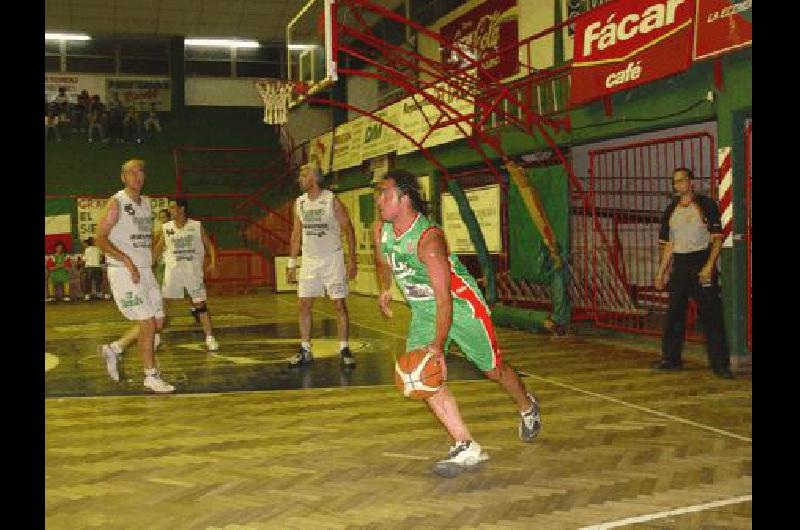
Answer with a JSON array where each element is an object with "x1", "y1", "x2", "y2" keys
[
  {"x1": 715, "y1": 51, "x2": 752, "y2": 358},
  {"x1": 169, "y1": 36, "x2": 185, "y2": 116}
]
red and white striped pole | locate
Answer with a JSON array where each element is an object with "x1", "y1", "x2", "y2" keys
[{"x1": 717, "y1": 146, "x2": 733, "y2": 247}]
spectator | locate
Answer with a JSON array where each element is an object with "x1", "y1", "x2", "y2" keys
[
  {"x1": 143, "y1": 103, "x2": 162, "y2": 135},
  {"x1": 123, "y1": 106, "x2": 144, "y2": 144},
  {"x1": 108, "y1": 93, "x2": 125, "y2": 144},
  {"x1": 81, "y1": 237, "x2": 107, "y2": 300},
  {"x1": 73, "y1": 90, "x2": 90, "y2": 132},
  {"x1": 46, "y1": 242, "x2": 72, "y2": 302},
  {"x1": 87, "y1": 95, "x2": 106, "y2": 143},
  {"x1": 45, "y1": 102, "x2": 62, "y2": 142},
  {"x1": 53, "y1": 87, "x2": 68, "y2": 105}
]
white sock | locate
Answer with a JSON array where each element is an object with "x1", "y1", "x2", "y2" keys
[
  {"x1": 144, "y1": 367, "x2": 158, "y2": 377},
  {"x1": 110, "y1": 342, "x2": 123, "y2": 354},
  {"x1": 340, "y1": 341, "x2": 349, "y2": 350},
  {"x1": 301, "y1": 341, "x2": 312, "y2": 350}
]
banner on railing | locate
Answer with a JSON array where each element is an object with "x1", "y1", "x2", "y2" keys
[
  {"x1": 568, "y1": 0, "x2": 695, "y2": 106},
  {"x1": 441, "y1": 184, "x2": 502, "y2": 254},
  {"x1": 692, "y1": 0, "x2": 751, "y2": 60},
  {"x1": 440, "y1": 0, "x2": 519, "y2": 81},
  {"x1": 106, "y1": 78, "x2": 171, "y2": 111},
  {"x1": 76, "y1": 196, "x2": 170, "y2": 240}
]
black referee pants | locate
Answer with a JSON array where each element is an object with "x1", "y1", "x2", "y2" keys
[{"x1": 661, "y1": 249, "x2": 730, "y2": 371}]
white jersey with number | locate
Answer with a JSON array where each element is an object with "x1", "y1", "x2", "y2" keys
[
  {"x1": 162, "y1": 219, "x2": 205, "y2": 272},
  {"x1": 296, "y1": 190, "x2": 341, "y2": 259},
  {"x1": 107, "y1": 190, "x2": 153, "y2": 269}
]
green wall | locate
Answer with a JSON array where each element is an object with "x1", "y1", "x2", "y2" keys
[
  {"x1": 337, "y1": 48, "x2": 752, "y2": 356},
  {"x1": 508, "y1": 165, "x2": 569, "y2": 283},
  {"x1": 45, "y1": 106, "x2": 288, "y2": 249}
]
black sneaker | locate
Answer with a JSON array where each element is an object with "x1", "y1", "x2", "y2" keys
[
  {"x1": 713, "y1": 367, "x2": 734, "y2": 379},
  {"x1": 340, "y1": 347, "x2": 356, "y2": 367},
  {"x1": 288, "y1": 347, "x2": 314, "y2": 367},
  {"x1": 651, "y1": 360, "x2": 683, "y2": 371}
]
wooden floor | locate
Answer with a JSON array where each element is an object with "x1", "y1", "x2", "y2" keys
[{"x1": 45, "y1": 293, "x2": 752, "y2": 529}]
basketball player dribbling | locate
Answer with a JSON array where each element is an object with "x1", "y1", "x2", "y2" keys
[{"x1": 374, "y1": 169, "x2": 541, "y2": 477}]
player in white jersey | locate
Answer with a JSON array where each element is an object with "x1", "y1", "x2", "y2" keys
[
  {"x1": 287, "y1": 163, "x2": 358, "y2": 367},
  {"x1": 94, "y1": 159, "x2": 174, "y2": 393},
  {"x1": 153, "y1": 198, "x2": 219, "y2": 351}
]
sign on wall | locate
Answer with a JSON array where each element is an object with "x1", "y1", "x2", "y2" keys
[
  {"x1": 332, "y1": 119, "x2": 366, "y2": 171},
  {"x1": 693, "y1": 0, "x2": 752, "y2": 60},
  {"x1": 440, "y1": 0, "x2": 519, "y2": 81},
  {"x1": 106, "y1": 78, "x2": 171, "y2": 111},
  {"x1": 441, "y1": 184, "x2": 502, "y2": 254},
  {"x1": 568, "y1": 0, "x2": 695, "y2": 106},
  {"x1": 396, "y1": 83, "x2": 475, "y2": 155},
  {"x1": 76, "y1": 197, "x2": 170, "y2": 240},
  {"x1": 45, "y1": 75, "x2": 80, "y2": 102},
  {"x1": 308, "y1": 131, "x2": 334, "y2": 175}
]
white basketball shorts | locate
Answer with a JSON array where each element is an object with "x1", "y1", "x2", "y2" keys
[
  {"x1": 108, "y1": 265, "x2": 165, "y2": 321},
  {"x1": 298, "y1": 249, "x2": 348, "y2": 299},
  {"x1": 162, "y1": 264, "x2": 207, "y2": 303}
]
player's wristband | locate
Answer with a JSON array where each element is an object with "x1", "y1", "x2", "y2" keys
[{"x1": 287, "y1": 258, "x2": 297, "y2": 268}]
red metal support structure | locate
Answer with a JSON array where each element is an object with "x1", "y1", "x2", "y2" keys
[
  {"x1": 586, "y1": 133, "x2": 717, "y2": 338},
  {"x1": 171, "y1": 146, "x2": 299, "y2": 290},
  {"x1": 288, "y1": 0, "x2": 609, "y2": 324},
  {"x1": 744, "y1": 121, "x2": 752, "y2": 352}
]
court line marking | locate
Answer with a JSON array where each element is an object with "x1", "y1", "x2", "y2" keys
[
  {"x1": 302, "y1": 300, "x2": 752, "y2": 444},
  {"x1": 519, "y1": 372, "x2": 751, "y2": 443},
  {"x1": 145, "y1": 477, "x2": 196, "y2": 488},
  {"x1": 381, "y1": 452, "x2": 430, "y2": 461},
  {"x1": 48, "y1": 298, "x2": 751, "y2": 444},
  {"x1": 578, "y1": 494, "x2": 752, "y2": 529}
]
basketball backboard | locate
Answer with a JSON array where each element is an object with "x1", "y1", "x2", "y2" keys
[{"x1": 287, "y1": 0, "x2": 338, "y2": 107}]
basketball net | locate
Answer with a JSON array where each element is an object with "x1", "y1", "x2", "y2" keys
[{"x1": 255, "y1": 79, "x2": 295, "y2": 125}]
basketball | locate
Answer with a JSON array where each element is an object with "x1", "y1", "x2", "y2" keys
[{"x1": 394, "y1": 347, "x2": 443, "y2": 400}]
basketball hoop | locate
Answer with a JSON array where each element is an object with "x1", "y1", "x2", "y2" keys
[{"x1": 255, "y1": 79, "x2": 299, "y2": 125}]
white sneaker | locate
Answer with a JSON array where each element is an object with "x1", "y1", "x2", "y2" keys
[
  {"x1": 84, "y1": 294, "x2": 91, "y2": 301},
  {"x1": 433, "y1": 440, "x2": 489, "y2": 478},
  {"x1": 98, "y1": 344, "x2": 120, "y2": 382},
  {"x1": 144, "y1": 372, "x2": 175, "y2": 393},
  {"x1": 103, "y1": 294, "x2": 111, "y2": 300},
  {"x1": 519, "y1": 392, "x2": 542, "y2": 442},
  {"x1": 205, "y1": 335, "x2": 219, "y2": 351},
  {"x1": 63, "y1": 296, "x2": 71, "y2": 302},
  {"x1": 45, "y1": 297, "x2": 55, "y2": 303}
]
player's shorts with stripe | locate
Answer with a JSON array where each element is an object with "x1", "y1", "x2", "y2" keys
[
  {"x1": 406, "y1": 285, "x2": 501, "y2": 372},
  {"x1": 107, "y1": 265, "x2": 165, "y2": 321}
]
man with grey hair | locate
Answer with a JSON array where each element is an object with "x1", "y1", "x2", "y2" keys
[
  {"x1": 94, "y1": 158, "x2": 174, "y2": 392},
  {"x1": 287, "y1": 162, "x2": 358, "y2": 367}
]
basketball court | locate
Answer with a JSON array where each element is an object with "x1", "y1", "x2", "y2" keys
[{"x1": 45, "y1": 292, "x2": 751, "y2": 528}]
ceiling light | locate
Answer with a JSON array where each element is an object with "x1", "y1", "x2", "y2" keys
[
  {"x1": 45, "y1": 33, "x2": 91, "y2": 41},
  {"x1": 185, "y1": 39, "x2": 260, "y2": 48}
]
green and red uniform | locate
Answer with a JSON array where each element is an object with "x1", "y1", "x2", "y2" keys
[{"x1": 380, "y1": 214, "x2": 500, "y2": 371}]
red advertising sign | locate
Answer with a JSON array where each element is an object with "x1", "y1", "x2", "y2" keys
[
  {"x1": 440, "y1": 0, "x2": 519, "y2": 81},
  {"x1": 569, "y1": 0, "x2": 696, "y2": 106},
  {"x1": 693, "y1": 0, "x2": 752, "y2": 60}
]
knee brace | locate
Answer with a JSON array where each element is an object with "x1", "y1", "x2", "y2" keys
[{"x1": 191, "y1": 303, "x2": 209, "y2": 322}]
